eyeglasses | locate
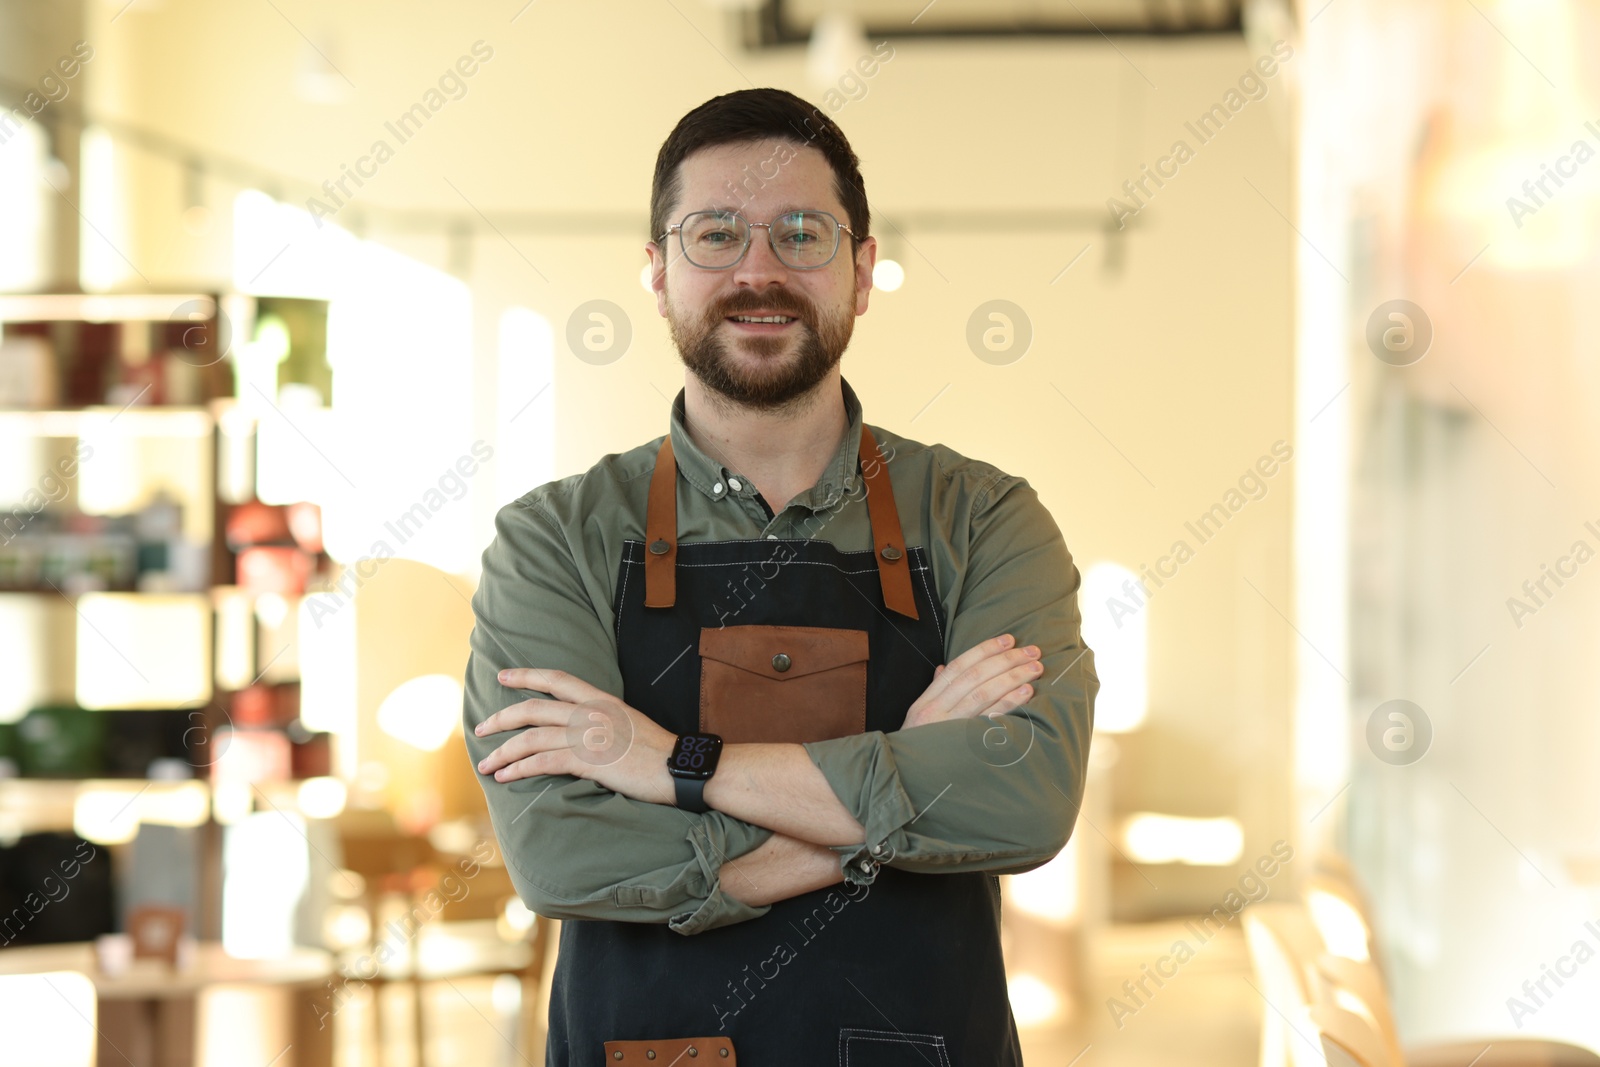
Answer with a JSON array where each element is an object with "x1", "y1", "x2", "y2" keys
[{"x1": 658, "y1": 210, "x2": 859, "y2": 271}]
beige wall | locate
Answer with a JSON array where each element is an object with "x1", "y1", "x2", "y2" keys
[{"x1": 76, "y1": 0, "x2": 1294, "y2": 913}]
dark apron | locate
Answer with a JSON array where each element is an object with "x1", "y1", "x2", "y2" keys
[{"x1": 544, "y1": 426, "x2": 1022, "y2": 1066}]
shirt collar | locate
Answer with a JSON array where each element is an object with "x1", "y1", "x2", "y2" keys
[{"x1": 668, "y1": 377, "x2": 866, "y2": 512}]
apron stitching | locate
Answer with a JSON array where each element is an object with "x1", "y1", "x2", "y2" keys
[
  {"x1": 668, "y1": 560, "x2": 928, "y2": 574},
  {"x1": 626, "y1": 535, "x2": 864, "y2": 550},
  {"x1": 619, "y1": 542, "x2": 930, "y2": 577},
  {"x1": 914, "y1": 557, "x2": 945, "y2": 648},
  {"x1": 615, "y1": 549, "x2": 632, "y2": 646},
  {"x1": 829, "y1": 557, "x2": 941, "y2": 669}
]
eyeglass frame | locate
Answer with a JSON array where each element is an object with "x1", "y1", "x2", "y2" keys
[{"x1": 656, "y1": 209, "x2": 862, "y2": 271}]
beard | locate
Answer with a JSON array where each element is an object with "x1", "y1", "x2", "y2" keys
[{"x1": 666, "y1": 285, "x2": 854, "y2": 412}]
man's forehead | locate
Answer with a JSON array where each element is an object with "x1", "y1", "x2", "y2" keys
[
  {"x1": 676, "y1": 141, "x2": 838, "y2": 206},
  {"x1": 679, "y1": 140, "x2": 825, "y2": 175}
]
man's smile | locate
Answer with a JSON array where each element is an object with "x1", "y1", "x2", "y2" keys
[{"x1": 725, "y1": 312, "x2": 800, "y2": 333}]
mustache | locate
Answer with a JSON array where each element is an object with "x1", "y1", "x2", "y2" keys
[{"x1": 715, "y1": 292, "x2": 811, "y2": 319}]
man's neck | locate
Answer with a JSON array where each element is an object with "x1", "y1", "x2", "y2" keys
[{"x1": 681, "y1": 371, "x2": 849, "y2": 513}]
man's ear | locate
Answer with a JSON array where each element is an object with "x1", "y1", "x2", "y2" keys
[
  {"x1": 644, "y1": 241, "x2": 669, "y2": 317},
  {"x1": 854, "y1": 234, "x2": 878, "y2": 316}
]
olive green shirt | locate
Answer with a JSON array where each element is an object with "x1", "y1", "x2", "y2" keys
[{"x1": 461, "y1": 376, "x2": 1097, "y2": 936}]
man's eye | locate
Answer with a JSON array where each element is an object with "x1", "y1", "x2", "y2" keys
[{"x1": 697, "y1": 230, "x2": 737, "y2": 244}]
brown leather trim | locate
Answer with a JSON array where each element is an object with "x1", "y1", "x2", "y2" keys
[
  {"x1": 642, "y1": 422, "x2": 919, "y2": 620},
  {"x1": 859, "y1": 424, "x2": 919, "y2": 620},
  {"x1": 603, "y1": 1036, "x2": 735, "y2": 1063},
  {"x1": 644, "y1": 435, "x2": 678, "y2": 608}
]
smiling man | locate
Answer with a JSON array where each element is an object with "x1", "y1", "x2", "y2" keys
[{"x1": 462, "y1": 88, "x2": 1097, "y2": 1065}]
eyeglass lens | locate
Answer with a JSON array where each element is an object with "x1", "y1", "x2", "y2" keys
[{"x1": 679, "y1": 211, "x2": 840, "y2": 269}]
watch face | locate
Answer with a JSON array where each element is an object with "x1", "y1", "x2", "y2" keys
[{"x1": 669, "y1": 733, "x2": 723, "y2": 780}]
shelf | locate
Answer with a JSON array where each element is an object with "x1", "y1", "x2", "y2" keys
[
  {"x1": 0, "y1": 777, "x2": 210, "y2": 839},
  {"x1": 0, "y1": 293, "x2": 216, "y2": 324},
  {"x1": 0, "y1": 776, "x2": 346, "y2": 840},
  {"x1": 0, "y1": 406, "x2": 214, "y2": 437}
]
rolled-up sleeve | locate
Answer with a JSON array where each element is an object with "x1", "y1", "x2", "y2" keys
[
  {"x1": 462, "y1": 495, "x2": 777, "y2": 935},
  {"x1": 801, "y1": 474, "x2": 1097, "y2": 885}
]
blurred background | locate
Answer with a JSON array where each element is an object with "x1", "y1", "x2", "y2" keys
[{"x1": 2, "y1": 0, "x2": 1598, "y2": 1064}]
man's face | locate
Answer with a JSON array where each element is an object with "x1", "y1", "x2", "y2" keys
[{"x1": 647, "y1": 140, "x2": 876, "y2": 411}]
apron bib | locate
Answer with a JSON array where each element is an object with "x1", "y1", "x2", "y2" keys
[{"x1": 544, "y1": 427, "x2": 1022, "y2": 1066}]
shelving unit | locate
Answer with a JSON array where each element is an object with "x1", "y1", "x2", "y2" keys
[
  {"x1": 0, "y1": 290, "x2": 333, "y2": 946},
  {"x1": 2, "y1": 290, "x2": 540, "y2": 1066}
]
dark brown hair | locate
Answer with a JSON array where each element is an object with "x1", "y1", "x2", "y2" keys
[{"x1": 649, "y1": 88, "x2": 870, "y2": 247}]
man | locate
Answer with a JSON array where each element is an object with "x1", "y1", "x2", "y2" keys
[{"x1": 462, "y1": 87, "x2": 1096, "y2": 1065}]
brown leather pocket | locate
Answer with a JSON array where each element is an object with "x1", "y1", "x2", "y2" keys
[{"x1": 698, "y1": 624, "x2": 869, "y2": 744}]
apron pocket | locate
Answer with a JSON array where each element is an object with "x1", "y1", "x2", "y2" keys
[
  {"x1": 698, "y1": 624, "x2": 869, "y2": 744},
  {"x1": 838, "y1": 1028, "x2": 952, "y2": 1067}
]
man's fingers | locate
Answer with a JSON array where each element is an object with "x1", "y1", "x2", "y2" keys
[
  {"x1": 475, "y1": 696, "x2": 567, "y2": 737},
  {"x1": 940, "y1": 649, "x2": 1042, "y2": 718},
  {"x1": 960, "y1": 662, "x2": 1042, "y2": 715},
  {"x1": 492, "y1": 752, "x2": 563, "y2": 783},
  {"x1": 497, "y1": 667, "x2": 569, "y2": 692},
  {"x1": 941, "y1": 633, "x2": 1016, "y2": 678},
  {"x1": 477, "y1": 724, "x2": 568, "y2": 774},
  {"x1": 903, "y1": 637, "x2": 1041, "y2": 730},
  {"x1": 984, "y1": 683, "x2": 1035, "y2": 718}
]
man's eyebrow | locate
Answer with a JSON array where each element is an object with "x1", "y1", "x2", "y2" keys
[{"x1": 691, "y1": 204, "x2": 834, "y2": 217}]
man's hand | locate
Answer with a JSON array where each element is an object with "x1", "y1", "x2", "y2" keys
[
  {"x1": 903, "y1": 632, "x2": 1042, "y2": 729},
  {"x1": 474, "y1": 668, "x2": 677, "y2": 805}
]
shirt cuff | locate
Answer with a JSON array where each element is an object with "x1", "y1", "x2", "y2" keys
[
  {"x1": 801, "y1": 732, "x2": 920, "y2": 886},
  {"x1": 666, "y1": 813, "x2": 774, "y2": 936}
]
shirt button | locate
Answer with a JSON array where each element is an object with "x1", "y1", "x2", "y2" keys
[
  {"x1": 728, "y1": 477, "x2": 742, "y2": 491},
  {"x1": 712, "y1": 481, "x2": 724, "y2": 494},
  {"x1": 766, "y1": 534, "x2": 777, "y2": 540}
]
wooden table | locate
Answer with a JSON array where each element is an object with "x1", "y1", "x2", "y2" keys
[{"x1": 0, "y1": 941, "x2": 334, "y2": 1067}]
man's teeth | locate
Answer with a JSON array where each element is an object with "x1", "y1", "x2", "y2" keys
[{"x1": 730, "y1": 315, "x2": 794, "y2": 323}]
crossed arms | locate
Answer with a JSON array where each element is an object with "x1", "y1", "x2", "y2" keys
[{"x1": 459, "y1": 473, "x2": 1097, "y2": 935}]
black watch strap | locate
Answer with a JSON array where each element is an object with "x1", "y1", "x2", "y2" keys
[{"x1": 673, "y1": 774, "x2": 709, "y2": 814}]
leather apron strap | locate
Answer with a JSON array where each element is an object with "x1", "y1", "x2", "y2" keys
[
  {"x1": 858, "y1": 424, "x2": 919, "y2": 621},
  {"x1": 642, "y1": 425, "x2": 919, "y2": 620},
  {"x1": 643, "y1": 434, "x2": 679, "y2": 608}
]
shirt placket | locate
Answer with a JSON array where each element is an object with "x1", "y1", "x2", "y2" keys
[{"x1": 710, "y1": 467, "x2": 788, "y2": 538}]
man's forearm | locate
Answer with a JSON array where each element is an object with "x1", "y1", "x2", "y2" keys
[
  {"x1": 701, "y1": 742, "x2": 864, "y2": 846},
  {"x1": 716, "y1": 832, "x2": 844, "y2": 907}
]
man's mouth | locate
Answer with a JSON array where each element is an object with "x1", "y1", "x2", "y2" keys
[{"x1": 726, "y1": 313, "x2": 799, "y2": 327}]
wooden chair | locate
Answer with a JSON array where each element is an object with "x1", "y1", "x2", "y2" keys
[
  {"x1": 1243, "y1": 857, "x2": 1600, "y2": 1067},
  {"x1": 1243, "y1": 903, "x2": 1338, "y2": 1067}
]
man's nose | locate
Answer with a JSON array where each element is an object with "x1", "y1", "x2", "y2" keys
[{"x1": 729, "y1": 228, "x2": 792, "y2": 287}]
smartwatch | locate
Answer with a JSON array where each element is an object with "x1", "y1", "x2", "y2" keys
[{"x1": 667, "y1": 733, "x2": 723, "y2": 813}]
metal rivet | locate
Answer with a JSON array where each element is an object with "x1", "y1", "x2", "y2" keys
[
  {"x1": 771, "y1": 653, "x2": 791, "y2": 672},
  {"x1": 720, "y1": 1051, "x2": 729, "y2": 1059},
  {"x1": 880, "y1": 544, "x2": 902, "y2": 561},
  {"x1": 649, "y1": 539, "x2": 670, "y2": 555},
  {"x1": 647, "y1": 1053, "x2": 656, "y2": 1060},
  {"x1": 688, "y1": 1049, "x2": 698, "y2": 1058},
  {"x1": 612, "y1": 1054, "x2": 623, "y2": 1061}
]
